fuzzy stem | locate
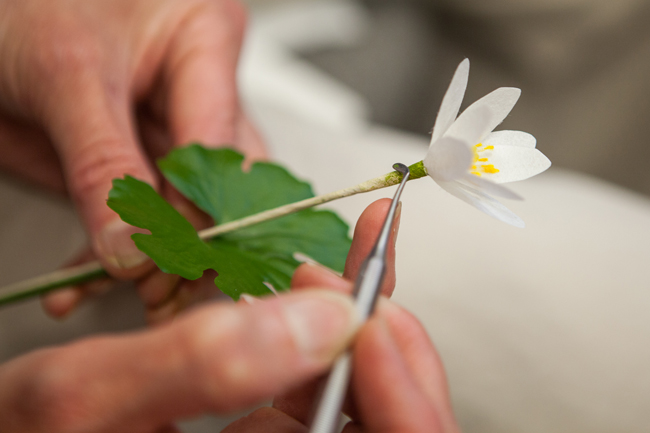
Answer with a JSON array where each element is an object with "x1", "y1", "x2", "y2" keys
[
  {"x1": 0, "y1": 162, "x2": 427, "y2": 307},
  {"x1": 199, "y1": 161, "x2": 426, "y2": 239}
]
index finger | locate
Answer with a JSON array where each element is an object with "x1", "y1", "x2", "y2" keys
[
  {"x1": 163, "y1": 0, "x2": 266, "y2": 160},
  {"x1": 291, "y1": 198, "x2": 399, "y2": 297}
]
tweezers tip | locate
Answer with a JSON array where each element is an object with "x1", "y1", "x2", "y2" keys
[{"x1": 392, "y1": 163, "x2": 409, "y2": 175}]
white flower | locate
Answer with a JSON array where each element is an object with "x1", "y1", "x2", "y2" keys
[{"x1": 423, "y1": 59, "x2": 551, "y2": 228}]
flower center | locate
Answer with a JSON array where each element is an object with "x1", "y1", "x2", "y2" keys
[{"x1": 471, "y1": 143, "x2": 499, "y2": 176}]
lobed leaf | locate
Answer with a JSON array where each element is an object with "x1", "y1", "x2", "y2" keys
[{"x1": 108, "y1": 145, "x2": 351, "y2": 300}]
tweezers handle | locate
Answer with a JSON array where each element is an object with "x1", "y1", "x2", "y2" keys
[
  {"x1": 308, "y1": 164, "x2": 410, "y2": 433},
  {"x1": 308, "y1": 352, "x2": 353, "y2": 433},
  {"x1": 308, "y1": 255, "x2": 385, "y2": 433}
]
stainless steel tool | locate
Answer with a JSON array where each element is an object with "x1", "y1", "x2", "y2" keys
[{"x1": 308, "y1": 163, "x2": 411, "y2": 433}]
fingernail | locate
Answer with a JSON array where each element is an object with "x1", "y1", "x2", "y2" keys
[
  {"x1": 294, "y1": 252, "x2": 342, "y2": 277},
  {"x1": 264, "y1": 282, "x2": 279, "y2": 296},
  {"x1": 240, "y1": 294, "x2": 259, "y2": 305},
  {"x1": 281, "y1": 291, "x2": 360, "y2": 362},
  {"x1": 96, "y1": 218, "x2": 149, "y2": 270}
]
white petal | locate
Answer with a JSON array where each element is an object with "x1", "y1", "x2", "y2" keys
[
  {"x1": 430, "y1": 59, "x2": 469, "y2": 144},
  {"x1": 424, "y1": 137, "x2": 473, "y2": 181},
  {"x1": 478, "y1": 146, "x2": 551, "y2": 184},
  {"x1": 483, "y1": 130, "x2": 536, "y2": 148},
  {"x1": 438, "y1": 181, "x2": 525, "y2": 228},
  {"x1": 460, "y1": 174, "x2": 523, "y2": 200},
  {"x1": 447, "y1": 87, "x2": 521, "y2": 143},
  {"x1": 443, "y1": 105, "x2": 493, "y2": 148}
]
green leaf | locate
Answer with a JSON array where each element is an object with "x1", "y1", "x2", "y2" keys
[
  {"x1": 108, "y1": 176, "x2": 224, "y2": 280},
  {"x1": 107, "y1": 145, "x2": 351, "y2": 300}
]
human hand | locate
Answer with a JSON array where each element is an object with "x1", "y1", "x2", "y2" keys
[
  {"x1": 0, "y1": 0, "x2": 265, "y2": 317},
  {"x1": 0, "y1": 289, "x2": 358, "y2": 433},
  {"x1": 0, "y1": 200, "x2": 457, "y2": 432},
  {"x1": 227, "y1": 298, "x2": 460, "y2": 433},
  {"x1": 230, "y1": 199, "x2": 460, "y2": 433}
]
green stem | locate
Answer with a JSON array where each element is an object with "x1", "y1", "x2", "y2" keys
[
  {"x1": 0, "y1": 161, "x2": 427, "y2": 308},
  {"x1": 0, "y1": 262, "x2": 108, "y2": 307}
]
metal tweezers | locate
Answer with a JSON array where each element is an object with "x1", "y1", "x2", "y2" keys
[{"x1": 308, "y1": 163, "x2": 411, "y2": 433}]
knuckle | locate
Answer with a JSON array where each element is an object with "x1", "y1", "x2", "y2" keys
[{"x1": 66, "y1": 139, "x2": 146, "y2": 203}]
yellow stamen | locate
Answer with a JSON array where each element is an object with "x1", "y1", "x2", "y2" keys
[
  {"x1": 470, "y1": 143, "x2": 499, "y2": 176},
  {"x1": 481, "y1": 164, "x2": 499, "y2": 174}
]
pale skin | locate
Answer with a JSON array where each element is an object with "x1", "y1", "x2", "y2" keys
[
  {"x1": 0, "y1": 200, "x2": 460, "y2": 432},
  {"x1": 0, "y1": 0, "x2": 267, "y2": 320},
  {"x1": 0, "y1": 1, "x2": 460, "y2": 430}
]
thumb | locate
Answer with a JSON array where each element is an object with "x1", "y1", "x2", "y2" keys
[
  {"x1": 46, "y1": 74, "x2": 155, "y2": 279},
  {"x1": 0, "y1": 291, "x2": 360, "y2": 431}
]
